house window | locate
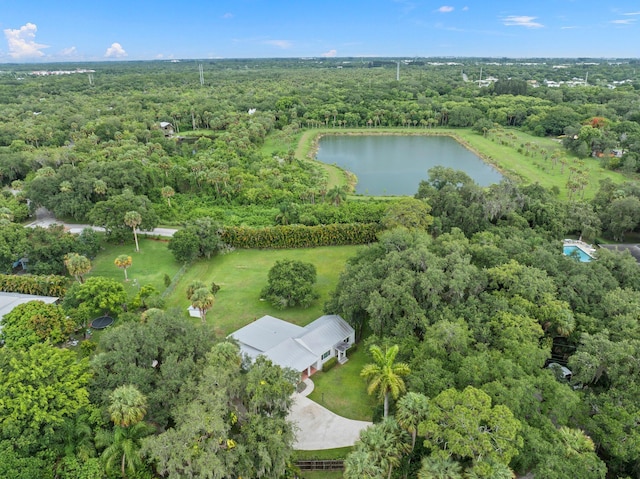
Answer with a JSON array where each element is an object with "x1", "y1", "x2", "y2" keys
[{"x1": 322, "y1": 350, "x2": 331, "y2": 360}]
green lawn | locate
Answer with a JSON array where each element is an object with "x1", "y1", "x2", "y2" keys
[
  {"x1": 164, "y1": 245, "x2": 362, "y2": 336},
  {"x1": 299, "y1": 471, "x2": 343, "y2": 479},
  {"x1": 87, "y1": 238, "x2": 182, "y2": 299},
  {"x1": 308, "y1": 344, "x2": 377, "y2": 421},
  {"x1": 451, "y1": 128, "x2": 628, "y2": 199}
]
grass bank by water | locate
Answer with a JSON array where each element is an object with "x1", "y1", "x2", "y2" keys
[{"x1": 294, "y1": 127, "x2": 628, "y2": 200}]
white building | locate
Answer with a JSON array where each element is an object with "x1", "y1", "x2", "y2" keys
[{"x1": 229, "y1": 314, "x2": 355, "y2": 378}]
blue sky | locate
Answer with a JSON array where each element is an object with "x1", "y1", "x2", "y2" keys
[{"x1": 1, "y1": 1, "x2": 639, "y2": 62}]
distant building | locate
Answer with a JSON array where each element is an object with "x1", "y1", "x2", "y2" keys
[{"x1": 159, "y1": 122, "x2": 174, "y2": 137}]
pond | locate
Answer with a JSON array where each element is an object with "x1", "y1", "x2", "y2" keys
[{"x1": 316, "y1": 135, "x2": 503, "y2": 196}]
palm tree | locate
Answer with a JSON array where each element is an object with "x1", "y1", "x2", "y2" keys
[
  {"x1": 361, "y1": 344, "x2": 410, "y2": 419},
  {"x1": 417, "y1": 456, "x2": 463, "y2": 479},
  {"x1": 124, "y1": 211, "x2": 142, "y2": 252},
  {"x1": 190, "y1": 287, "x2": 215, "y2": 324},
  {"x1": 98, "y1": 384, "x2": 152, "y2": 478},
  {"x1": 97, "y1": 421, "x2": 154, "y2": 478},
  {"x1": 355, "y1": 420, "x2": 410, "y2": 479},
  {"x1": 64, "y1": 253, "x2": 92, "y2": 284},
  {"x1": 160, "y1": 185, "x2": 175, "y2": 207},
  {"x1": 326, "y1": 185, "x2": 348, "y2": 207},
  {"x1": 93, "y1": 179, "x2": 107, "y2": 196},
  {"x1": 186, "y1": 280, "x2": 207, "y2": 300},
  {"x1": 344, "y1": 449, "x2": 384, "y2": 479},
  {"x1": 108, "y1": 385, "x2": 147, "y2": 428},
  {"x1": 396, "y1": 392, "x2": 430, "y2": 451},
  {"x1": 114, "y1": 255, "x2": 133, "y2": 281}
]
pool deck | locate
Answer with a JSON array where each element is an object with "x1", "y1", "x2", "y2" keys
[{"x1": 563, "y1": 239, "x2": 597, "y2": 258}]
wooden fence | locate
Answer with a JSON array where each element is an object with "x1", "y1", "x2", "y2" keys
[{"x1": 296, "y1": 460, "x2": 344, "y2": 471}]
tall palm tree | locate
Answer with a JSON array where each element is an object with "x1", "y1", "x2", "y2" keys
[
  {"x1": 114, "y1": 255, "x2": 133, "y2": 281},
  {"x1": 361, "y1": 344, "x2": 410, "y2": 418},
  {"x1": 99, "y1": 384, "x2": 152, "y2": 478},
  {"x1": 124, "y1": 211, "x2": 142, "y2": 252},
  {"x1": 417, "y1": 456, "x2": 463, "y2": 479},
  {"x1": 108, "y1": 385, "x2": 147, "y2": 428}
]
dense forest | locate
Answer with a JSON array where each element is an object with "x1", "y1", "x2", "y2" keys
[{"x1": 2, "y1": 58, "x2": 640, "y2": 478}]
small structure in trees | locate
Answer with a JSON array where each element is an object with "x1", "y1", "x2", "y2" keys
[{"x1": 159, "y1": 122, "x2": 174, "y2": 137}]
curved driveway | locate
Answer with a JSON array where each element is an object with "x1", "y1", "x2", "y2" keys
[{"x1": 289, "y1": 379, "x2": 372, "y2": 450}]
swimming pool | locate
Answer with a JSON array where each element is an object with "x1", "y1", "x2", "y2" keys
[{"x1": 563, "y1": 245, "x2": 593, "y2": 262}]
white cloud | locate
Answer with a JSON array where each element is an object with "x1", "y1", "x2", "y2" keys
[
  {"x1": 611, "y1": 18, "x2": 636, "y2": 25},
  {"x1": 60, "y1": 46, "x2": 77, "y2": 56},
  {"x1": 222, "y1": 12, "x2": 234, "y2": 19},
  {"x1": 438, "y1": 6, "x2": 454, "y2": 13},
  {"x1": 4, "y1": 23, "x2": 49, "y2": 59},
  {"x1": 462, "y1": 6, "x2": 469, "y2": 11},
  {"x1": 105, "y1": 42, "x2": 127, "y2": 58},
  {"x1": 623, "y1": 11, "x2": 640, "y2": 16},
  {"x1": 264, "y1": 39, "x2": 291, "y2": 49},
  {"x1": 503, "y1": 15, "x2": 544, "y2": 28},
  {"x1": 321, "y1": 49, "x2": 337, "y2": 57}
]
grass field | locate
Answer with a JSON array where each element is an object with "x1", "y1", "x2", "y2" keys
[
  {"x1": 307, "y1": 344, "x2": 377, "y2": 421},
  {"x1": 164, "y1": 245, "x2": 362, "y2": 336},
  {"x1": 299, "y1": 471, "x2": 343, "y2": 479},
  {"x1": 87, "y1": 238, "x2": 182, "y2": 299},
  {"x1": 293, "y1": 127, "x2": 629, "y2": 200}
]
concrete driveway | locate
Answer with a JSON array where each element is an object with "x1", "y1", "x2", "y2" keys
[{"x1": 289, "y1": 379, "x2": 372, "y2": 450}]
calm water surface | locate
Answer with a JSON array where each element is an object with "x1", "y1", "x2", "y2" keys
[{"x1": 316, "y1": 135, "x2": 503, "y2": 195}]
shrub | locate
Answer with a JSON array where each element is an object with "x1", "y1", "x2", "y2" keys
[
  {"x1": 222, "y1": 223, "x2": 379, "y2": 249},
  {"x1": 322, "y1": 357, "x2": 338, "y2": 372}
]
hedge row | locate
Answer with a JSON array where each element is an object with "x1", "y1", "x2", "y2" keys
[
  {"x1": 0, "y1": 274, "x2": 68, "y2": 298},
  {"x1": 221, "y1": 223, "x2": 380, "y2": 249}
]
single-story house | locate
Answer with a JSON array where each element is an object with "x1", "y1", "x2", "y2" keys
[
  {"x1": 229, "y1": 314, "x2": 355, "y2": 377},
  {"x1": 159, "y1": 122, "x2": 174, "y2": 137},
  {"x1": 0, "y1": 292, "x2": 59, "y2": 333}
]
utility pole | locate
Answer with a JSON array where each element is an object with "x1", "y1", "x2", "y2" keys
[
  {"x1": 198, "y1": 63, "x2": 204, "y2": 86},
  {"x1": 478, "y1": 66, "x2": 483, "y2": 87}
]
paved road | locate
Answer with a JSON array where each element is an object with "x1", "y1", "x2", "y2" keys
[
  {"x1": 288, "y1": 379, "x2": 371, "y2": 450},
  {"x1": 27, "y1": 207, "x2": 177, "y2": 237}
]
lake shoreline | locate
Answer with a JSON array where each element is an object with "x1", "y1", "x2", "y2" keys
[
  {"x1": 307, "y1": 129, "x2": 504, "y2": 195},
  {"x1": 298, "y1": 128, "x2": 504, "y2": 196}
]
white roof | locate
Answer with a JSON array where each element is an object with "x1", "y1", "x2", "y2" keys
[
  {"x1": 229, "y1": 314, "x2": 354, "y2": 372},
  {"x1": 298, "y1": 315, "x2": 354, "y2": 356},
  {"x1": 230, "y1": 315, "x2": 305, "y2": 354}
]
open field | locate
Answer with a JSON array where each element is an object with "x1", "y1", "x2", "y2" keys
[
  {"x1": 293, "y1": 127, "x2": 629, "y2": 200},
  {"x1": 164, "y1": 245, "x2": 362, "y2": 336},
  {"x1": 307, "y1": 344, "x2": 377, "y2": 421},
  {"x1": 299, "y1": 471, "x2": 343, "y2": 479},
  {"x1": 87, "y1": 238, "x2": 182, "y2": 299}
]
